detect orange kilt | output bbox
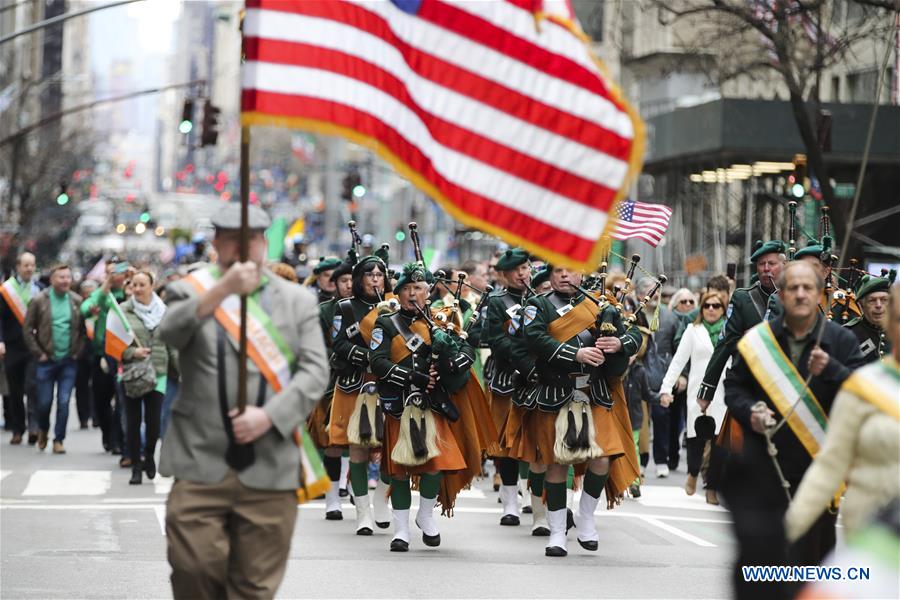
[382,412,466,476]
[327,375,376,447]
[488,390,515,458]
[305,394,331,449]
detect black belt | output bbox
[217,324,266,471]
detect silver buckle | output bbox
[346,322,361,338]
[505,303,522,318]
[406,334,424,352]
[556,304,572,316]
[574,375,589,388]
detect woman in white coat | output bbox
[659,290,728,503]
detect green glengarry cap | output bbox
[394,262,429,292]
[352,244,390,277]
[495,247,529,272]
[211,202,271,230]
[313,256,343,275]
[531,266,550,289]
[793,240,823,261]
[855,275,890,301]
[750,239,786,262]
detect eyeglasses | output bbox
[702,303,723,310]
[679,298,696,305]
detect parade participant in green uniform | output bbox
[845,275,892,364]
[306,251,356,520]
[518,266,642,557]
[371,262,497,552]
[794,241,836,314]
[308,256,343,304]
[159,203,329,599]
[328,245,394,535]
[697,240,786,408]
[483,248,533,527]
[722,261,866,600]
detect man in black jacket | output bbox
[722,261,866,600]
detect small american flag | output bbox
[611,200,672,247]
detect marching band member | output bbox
[845,275,892,364]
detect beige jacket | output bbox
[158,269,329,491]
[785,382,900,541]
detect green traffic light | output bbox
[56,193,69,206]
[395,231,406,242]
[352,184,366,198]
[140,212,151,223]
[791,183,805,198]
[179,120,193,134]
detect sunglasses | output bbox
[679,298,695,305]
[702,302,723,309]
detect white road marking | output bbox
[153,505,166,536]
[0,470,11,482]
[637,515,717,547]
[153,476,173,495]
[21,470,111,496]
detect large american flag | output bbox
[241,0,644,271]
[611,200,672,247]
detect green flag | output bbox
[266,217,288,261]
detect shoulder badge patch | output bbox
[522,305,538,326]
[370,327,384,350]
[331,314,342,339]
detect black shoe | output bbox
[129,468,142,485]
[390,538,409,552]
[27,433,37,446]
[500,514,520,526]
[415,519,441,547]
[375,521,390,529]
[339,487,349,497]
[532,527,550,537]
[144,457,156,480]
[111,447,122,456]
[356,527,373,536]
[119,457,132,468]
[545,546,567,557]
[80,422,89,430]
[566,509,574,533]
[522,505,533,514]
[325,510,343,521]
[629,484,641,498]
[577,539,598,551]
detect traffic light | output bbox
[56,180,69,205]
[200,99,221,147]
[179,99,194,134]
[789,154,807,199]
[341,169,362,202]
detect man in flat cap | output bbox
[158,203,329,599]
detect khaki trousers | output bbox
[166,470,298,600]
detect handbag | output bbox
[122,334,157,398]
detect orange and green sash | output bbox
[0,277,31,326]
[841,358,900,422]
[547,297,598,343]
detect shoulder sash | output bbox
[0,278,29,326]
[841,359,900,422]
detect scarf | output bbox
[702,318,725,347]
[132,293,166,332]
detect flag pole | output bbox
[238,124,250,413]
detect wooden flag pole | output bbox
[238,125,250,413]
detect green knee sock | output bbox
[518,460,530,479]
[528,470,545,497]
[349,461,369,497]
[419,472,442,500]
[566,465,575,490]
[545,481,566,512]
[583,470,609,499]
[380,471,391,486]
[391,477,411,510]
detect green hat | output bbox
[855,275,890,301]
[495,247,529,272]
[793,241,823,261]
[532,266,550,289]
[313,256,343,275]
[352,244,390,277]
[394,262,429,292]
[750,239,786,262]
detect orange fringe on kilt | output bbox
[487,390,514,458]
[511,380,640,509]
[305,394,331,449]
[328,375,376,446]
[383,375,497,516]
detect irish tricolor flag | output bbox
[105,296,134,360]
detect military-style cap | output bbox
[313,256,343,275]
[531,266,550,289]
[495,247,529,272]
[352,244,390,278]
[211,203,271,231]
[855,275,890,301]
[750,239,786,262]
[394,262,429,292]
[793,241,823,261]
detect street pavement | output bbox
[2,420,737,599]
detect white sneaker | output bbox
[656,464,669,478]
